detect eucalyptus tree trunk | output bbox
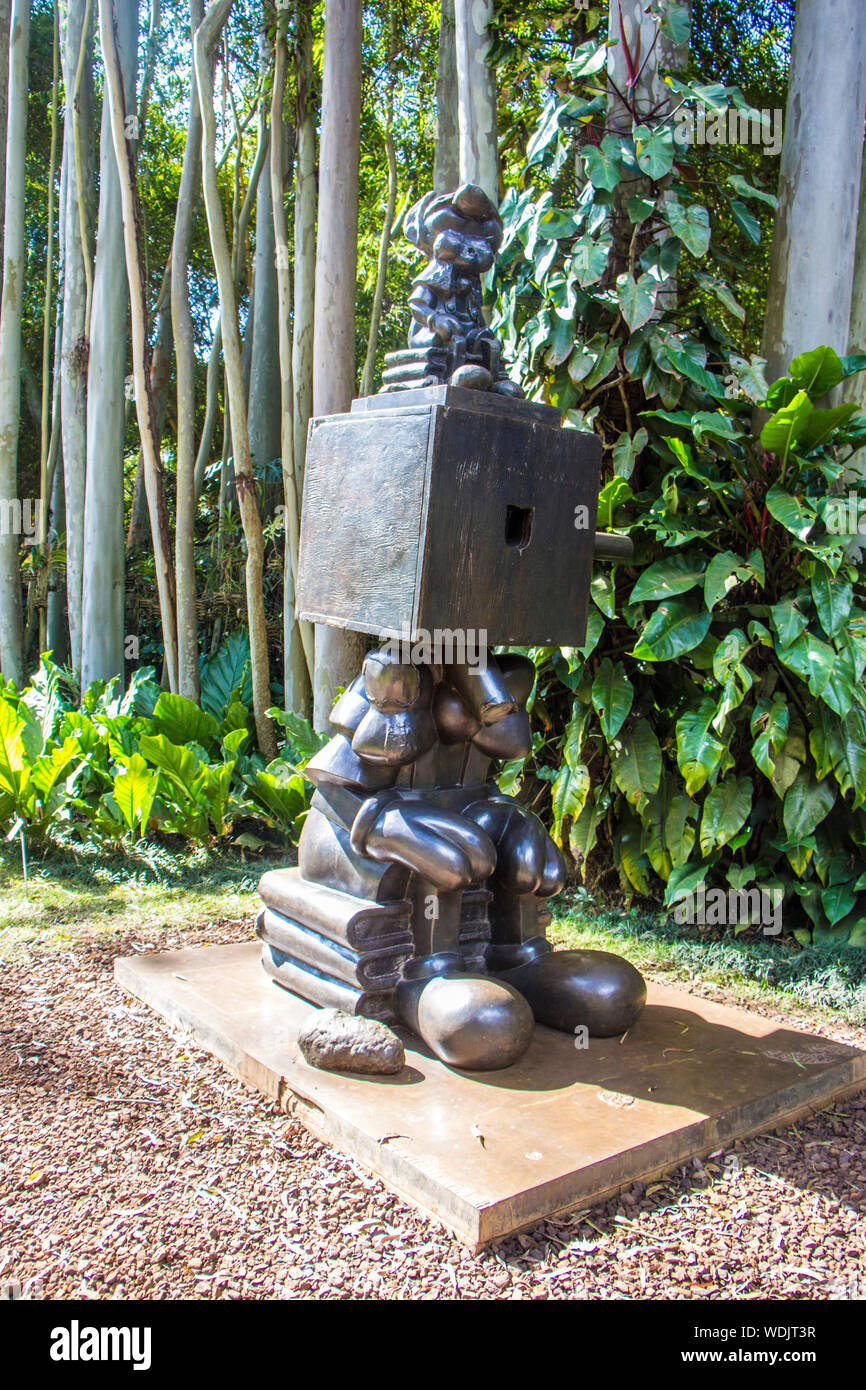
[82,0,138,690]
[844,140,866,418]
[453,0,497,202]
[171,0,203,701]
[761,0,866,383]
[606,0,687,132]
[0,0,11,282]
[196,0,275,757]
[126,262,172,555]
[606,0,690,304]
[58,0,95,675]
[292,0,315,494]
[434,0,458,192]
[0,0,29,684]
[312,0,365,729]
[249,145,280,496]
[271,14,311,715]
[360,6,397,398]
[100,0,179,692]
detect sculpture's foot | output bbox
[394,955,534,1071]
[488,938,646,1037]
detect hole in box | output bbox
[505,504,534,552]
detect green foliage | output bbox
[0,640,318,851]
[497,347,866,948]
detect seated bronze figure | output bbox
[257,182,646,1072]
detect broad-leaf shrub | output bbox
[0,639,323,849]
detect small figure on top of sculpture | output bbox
[380,182,524,398]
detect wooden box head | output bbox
[295,386,601,647]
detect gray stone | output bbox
[297,1007,405,1075]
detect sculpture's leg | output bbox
[466,797,647,1038]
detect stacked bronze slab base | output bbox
[257,868,516,1023]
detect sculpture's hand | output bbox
[353,797,496,893]
[465,797,565,897]
[428,311,462,343]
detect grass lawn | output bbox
[2,842,865,1034]
[0,840,282,961]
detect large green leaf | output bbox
[700,777,753,854]
[665,199,710,257]
[783,768,835,841]
[616,272,658,331]
[760,393,812,457]
[591,659,633,741]
[153,693,220,752]
[551,760,590,844]
[704,551,746,609]
[137,734,201,800]
[633,123,674,179]
[664,791,697,869]
[676,699,725,795]
[764,485,817,541]
[729,199,761,245]
[0,698,29,804]
[788,345,843,397]
[610,721,661,812]
[568,795,605,873]
[632,599,712,662]
[811,568,852,637]
[596,476,633,529]
[614,811,653,896]
[200,629,252,721]
[582,137,623,191]
[798,403,859,453]
[570,235,611,287]
[835,706,866,808]
[113,752,159,835]
[751,694,789,780]
[769,596,809,648]
[630,552,705,605]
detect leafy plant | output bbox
[499,346,866,947]
[0,641,321,852]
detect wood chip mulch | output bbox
[1,917,864,1301]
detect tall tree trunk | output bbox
[434,0,458,192]
[606,0,690,306]
[195,0,275,757]
[82,0,138,690]
[360,7,397,398]
[248,167,279,491]
[172,0,203,700]
[312,0,365,729]
[292,0,315,495]
[271,12,311,715]
[453,0,497,202]
[100,0,179,692]
[0,0,11,284]
[844,136,866,420]
[761,0,866,382]
[59,0,95,675]
[44,109,67,662]
[0,0,29,684]
[606,0,685,132]
[125,261,172,554]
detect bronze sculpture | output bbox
[257,183,646,1071]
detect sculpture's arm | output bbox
[409,283,461,344]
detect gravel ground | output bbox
[1,916,865,1301]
